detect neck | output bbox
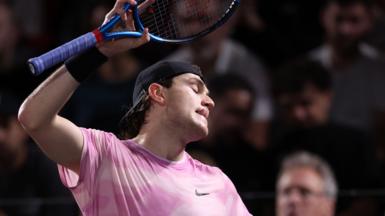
[132,124,187,161]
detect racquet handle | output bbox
[28,32,97,75]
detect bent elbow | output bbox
[18,103,39,131]
[18,104,31,129]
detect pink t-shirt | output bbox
[58,128,251,216]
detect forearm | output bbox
[18,65,79,130]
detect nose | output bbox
[292,106,307,122]
[203,95,215,111]
[338,21,355,36]
[286,190,303,205]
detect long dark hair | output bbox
[119,78,174,139]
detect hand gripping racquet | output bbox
[28,0,240,75]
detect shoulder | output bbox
[307,44,331,67]
[80,128,126,154]
[359,43,381,59]
[81,128,120,142]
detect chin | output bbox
[197,127,209,139]
[189,125,209,142]
[185,115,209,141]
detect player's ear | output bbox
[148,83,166,105]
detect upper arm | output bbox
[27,115,83,174]
[18,66,84,174]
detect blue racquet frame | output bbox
[28,0,240,75]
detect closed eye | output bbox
[187,77,209,95]
[191,86,199,93]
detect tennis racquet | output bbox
[28,0,240,75]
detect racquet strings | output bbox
[139,0,236,39]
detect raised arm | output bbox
[18,66,84,173]
[18,0,150,173]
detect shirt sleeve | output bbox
[57,128,110,189]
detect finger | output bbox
[124,10,135,30]
[104,1,138,26]
[116,6,127,23]
[117,1,137,26]
[127,28,151,48]
[103,11,114,25]
[120,13,129,29]
[123,12,128,27]
[138,0,156,14]
[140,28,151,43]
[120,10,128,28]
[103,2,123,25]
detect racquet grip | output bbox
[28,32,97,75]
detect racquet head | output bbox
[138,0,240,43]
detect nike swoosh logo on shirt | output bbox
[195,189,210,196]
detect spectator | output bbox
[11,0,44,39]
[276,151,337,216]
[0,2,38,99]
[207,74,256,148]
[309,0,385,192]
[0,91,76,216]
[0,2,30,72]
[272,59,381,215]
[309,0,385,132]
[273,60,333,128]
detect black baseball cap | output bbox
[126,60,203,116]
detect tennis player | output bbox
[18,1,251,215]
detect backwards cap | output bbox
[124,60,203,118]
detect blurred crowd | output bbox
[1,0,385,215]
